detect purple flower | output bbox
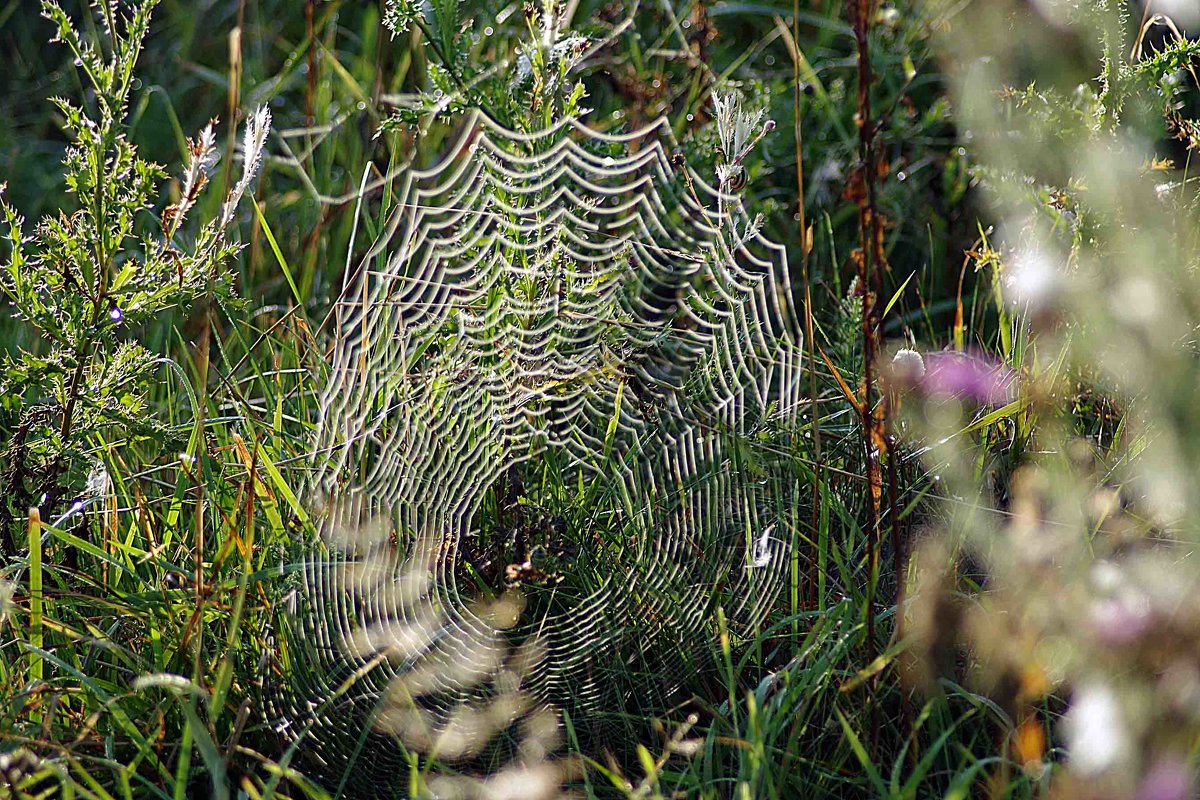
[1138,758,1192,800]
[919,350,1015,406]
[1088,595,1153,646]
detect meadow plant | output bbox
[0,2,280,796]
[905,1,1200,796]
[0,0,268,553]
[315,501,579,800]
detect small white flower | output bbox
[1089,560,1123,594]
[1004,245,1061,311]
[1063,681,1131,776]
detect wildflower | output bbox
[383,0,422,34]
[1088,560,1153,645]
[1004,245,1061,312]
[1088,590,1153,645]
[919,350,1014,406]
[1138,757,1192,800]
[1062,681,1131,776]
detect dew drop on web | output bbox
[276,111,808,791]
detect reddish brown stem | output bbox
[849,0,887,752]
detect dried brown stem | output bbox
[786,0,823,617]
[848,0,887,751]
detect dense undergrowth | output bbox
[1,0,1198,798]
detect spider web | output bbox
[273,112,807,792]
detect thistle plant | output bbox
[0,0,268,555]
[383,0,589,130]
[905,1,1200,795]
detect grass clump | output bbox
[0,0,266,548]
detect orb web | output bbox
[274,113,807,790]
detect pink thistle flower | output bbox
[919,350,1015,406]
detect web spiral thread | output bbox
[274,113,807,791]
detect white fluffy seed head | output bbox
[889,348,926,390]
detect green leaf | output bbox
[835,708,887,797]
